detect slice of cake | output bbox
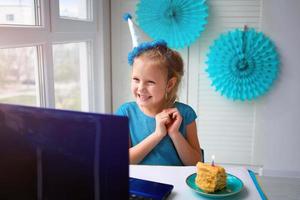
[195,162,227,193]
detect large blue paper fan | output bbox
[136,0,208,49]
[206,28,280,101]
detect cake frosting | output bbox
[195,162,227,193]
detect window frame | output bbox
[0,0,111,113]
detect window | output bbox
[59,0,92,21]
[0,0,108,112]
[6,14,14,22]
[0,46,39,106]
[0,0,37,25]
[53,42,90,111]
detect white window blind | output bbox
[188,0,262,165]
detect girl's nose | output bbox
[138,83,146,92]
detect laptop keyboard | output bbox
[129,194,153,200]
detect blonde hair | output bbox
[135,45,184,107]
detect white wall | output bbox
[110,0,300,177]
[257,0,300,177]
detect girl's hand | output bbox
[154,110,171,139]
[165,108,182,138]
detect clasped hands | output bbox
[155,108,182,139]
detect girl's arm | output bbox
[129,133,164,164]
[165,108,202,165]
[169,121,202,165]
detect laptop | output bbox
[0,103,128,200]
[129,177,174,200]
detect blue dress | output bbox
[115,101,197,166]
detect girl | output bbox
[116,40,202,166]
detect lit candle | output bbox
[211,155,215,166]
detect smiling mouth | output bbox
[138,94,151,101]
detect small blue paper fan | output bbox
[136,0,208,49]
[206,28,280,101]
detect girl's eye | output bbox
[148,81,155,85]
[132,78,139,82]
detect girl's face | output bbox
[131,57,169,113]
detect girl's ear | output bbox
[166,77,177,93]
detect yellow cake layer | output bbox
[195,162,227,193]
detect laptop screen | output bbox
[0,103,129,200]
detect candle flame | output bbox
[211,155,215,166]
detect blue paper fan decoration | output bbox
[136,0,208,49]
[206,28,280,101]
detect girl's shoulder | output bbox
[174,102,197,122]
[174,101,195,112]
[115,101,138,115]
[119,101,137,109]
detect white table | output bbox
[130,165,300,200]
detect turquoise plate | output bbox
[186,173,244,199]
